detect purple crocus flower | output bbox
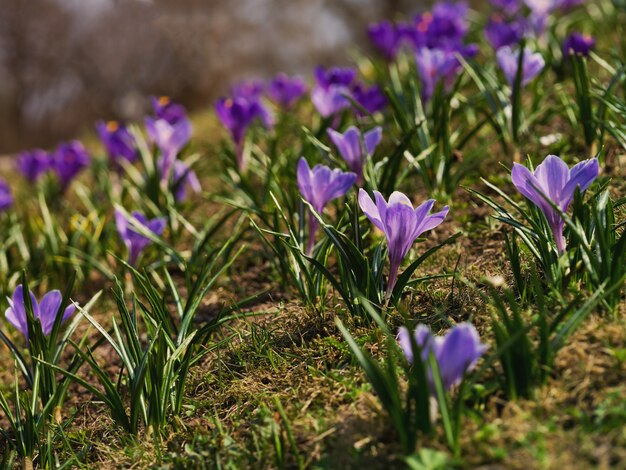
[368,20,403,61]
[297,157,356,255]
[511,155,599,253]
[563,33,595,57]
[406,3,470,51]
[5,285,75,340]
[152,96,188,126]
[115,209,167,266]
[230,80,266,100]
[310,65,357,118]
[490,0,522,15]
[0,180,13,212]
[96,120,138,167]
[485,16,526,50]
[16,149,52,182]
[415,48,463,102]
[358,189,448,295]
[267,73,307,109]
[51,141,91,191]
[352,83,387,115]
[145,116,192,182]
[327,126,382,185]
[171,159,201,202]
[397,322,488,391]
[496,46,545,87]
[215,94,274,171]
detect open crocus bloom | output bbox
[358,190,448,295]
[145,117,192,183]
[5,285,76,340]
[397,322,488,391]
[96,120,138,167]
[327,126,382,185]
[115,209,167,266]
[497,46,545,87]
[51,141,91,191]
[297,157,356,255]
[511,155,598,254]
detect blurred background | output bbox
[0,0,418,153]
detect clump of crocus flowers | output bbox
[115,209,167,266]
[297,158,356,255]
[358,190,448,297]
[5,285,76,340]
[397,322,488,391]
[146,97,193,184]
[215,84,274,172]
[511,154,599,254]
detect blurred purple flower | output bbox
[359,189,448,295]
[310,65,357,118]
[352,83,387,115]
[368,20,403,61]
[0,180,13,212]
[267,73,307,109]
[115,209,167,266]
[215,95,274,171]
[152,96,189,126]
[490,0,522,15]
[397,322,488,391]
[231,80,266,100]
[563,33,595,57]
[145,116,192,182]
[485,16,526,50]
[171,160,201,202]
[297,157,356,254]
[496,46,545,87]
[511,155,598,253]
[17,149,52,183]
[415,47,463,102]
[405,2,470,50]
[327,126,382,185]
[5,285,75,340]
[96,120,138,167]
[51,141,90,191]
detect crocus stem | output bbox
[236,140,246,172]
[306,212,319,256]
[385,262,400,301]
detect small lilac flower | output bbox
[496,46,545,87]
[16,149,52,182]
[406,3,470,51]
[490,0,522,15]
[152,96,188,126]
[0,180,13,212]
[563,33,595,57]
[215,95,274,171]
[145,116,192,182]
[267,73,307,109]
[5,285,75,340]
[230,80,266,100]
[485,16,526,50]
[351,83,387,115]
[358,189,448,295]
[115,209,167,266]
[297,158,356,255]
[368,20,403,61]
[51,141,91,191]
[170,159,201,202]
[310,65,357,118]
[96,120,138,167]
[397,322,488,391]
[327,126,382,185]
[415,48,463,102]
[511,155,599,253]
